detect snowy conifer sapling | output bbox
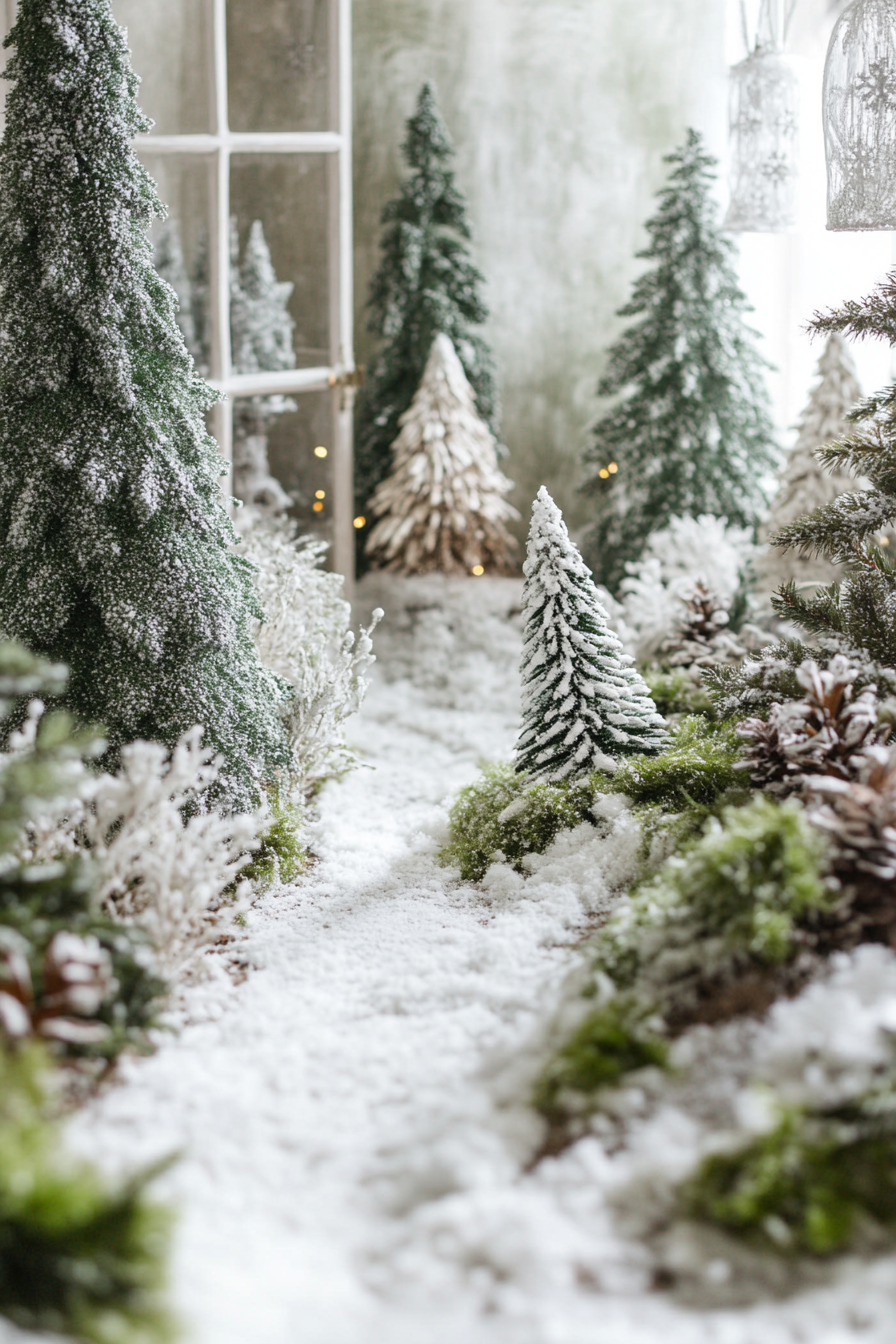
[356,83,498,528]
[230,220,296,512]
[0,0,289,808]
[515,488,667,782]
[365,334,518,574]
[757,333,862,601]
[583,130,777,592]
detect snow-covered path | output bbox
[13,580,896,1344]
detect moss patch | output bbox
[684,1083,896,1255]
[439,762,599,881]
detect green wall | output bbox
[353,0,727,539]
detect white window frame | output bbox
[132,0,358,583]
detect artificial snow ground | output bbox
[7,576,896,1344]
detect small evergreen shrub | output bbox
[683,1082,896,1256]
[0,1044,175,1343]
[440,762,597,881]
[594,797,835,1010]
[534,997,668,1122]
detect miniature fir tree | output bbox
[515,488,666,782]
[583,130,777,593]
[771,274,896,668]
[756,334,862,600]
[365,334,518,575]
[0,0,289,809]
[230,220,296,512]
[356,82,498,528]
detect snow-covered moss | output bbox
[608,716,742,812]
[440,762,599,881]
[643,667,716,721]
[683,1078,896,1255]
[534,997,669,1122]
[596,797,835,1007]
[237,787,306,892]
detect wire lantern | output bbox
[824,0,896,230]
[725,0,800,232]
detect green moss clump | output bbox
[684,1083,896,1255]
[0,1045,176,1342]
[644,669,715,721]
[594,796,834,1008]
[609,716,742,812]
[239,789,306,891]
[439,762,598,881]
[534,997,669,1121]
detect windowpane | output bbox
[227,0,331,133]
[235,393,335,545]
[139,154,214,371]
[113,0,212,135]
[230,154,331,369]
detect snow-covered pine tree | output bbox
[756,334,862,600]
[582,129,777,593]
[364,333,518,575]
[771,274,896,668]
[0,0,289,809]
[356,82,498,533]
[153,218,196,357]
[230,220,296,512]
[515,487,667,782]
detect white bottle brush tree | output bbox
[0,0,290,810]
[230,219,297,512]
[365,333,519,575]
[756,333,863,601]
[515,488,667,782]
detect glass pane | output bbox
[227,0,331,133]
[139,154,214,371]
[234,393,335,548]
[230,154,331,369]
[113,0,212,134]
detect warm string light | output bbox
[472,565,485,576]
[598,462,619,480]
[315,489,326,500]
[312,502,324,513]
[353,516,366,529]
[314,445,328,459]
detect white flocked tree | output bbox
[756,333,863,602]
[364,333,519,574]
[230,220,296,512]
[515,487,667,782]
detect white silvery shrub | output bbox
[619,514,759,661]
[82,729,258,981]
[239,513,382,796]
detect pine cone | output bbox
[737,656,888,795]
[0,930,112,1047]
[661,583,745,670]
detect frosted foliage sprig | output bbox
[82,729,258,980]
[514,488,666,783]
[240,516,382,794]
[365,334,518,575]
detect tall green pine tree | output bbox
[515,488,666,782]
[0,0,289,809]
[356,82,498,529]
[583,129,777,593]
[772,276,896,668]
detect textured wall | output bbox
[353,0,728,537]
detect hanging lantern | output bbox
[725,0,800,232]
[824,0,896,230]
